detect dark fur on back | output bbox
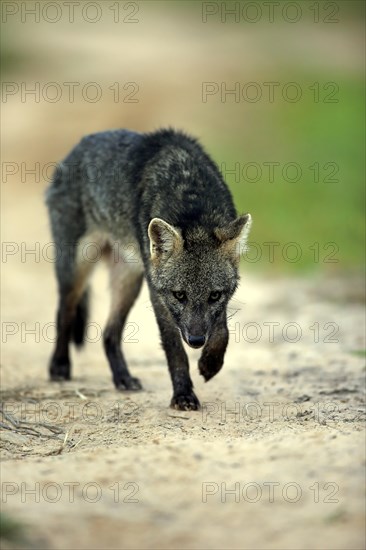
[131,128,237,240]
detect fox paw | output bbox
[49,359,71,381]
[115,376,143,391]
[170,392,200,411]
[198,357,223,382]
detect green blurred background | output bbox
[1,0,365,273]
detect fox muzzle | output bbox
[187,334,206,349]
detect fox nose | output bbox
[187,335,206,348]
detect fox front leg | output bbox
[198,315,229,382]
[150,293,200,411]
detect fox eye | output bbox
[209,291,222,302]
[172,291,186,302]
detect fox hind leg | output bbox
[49,227,107,381]
[49,241,95,381]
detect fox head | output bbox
[148,214,252,348]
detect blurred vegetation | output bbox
[217,73,365,273]
[0,28,29,75]
[0,512,27,546]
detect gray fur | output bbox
[46,128,252,410]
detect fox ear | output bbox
[215,213,252,262]
[148,218,183,261]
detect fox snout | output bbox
[187,334,206,349]
[180,316,210,349]
[181,327,207,349]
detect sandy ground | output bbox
[1,236,365,549]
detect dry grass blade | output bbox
[0,402,65,440]
[75,389,88,400]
